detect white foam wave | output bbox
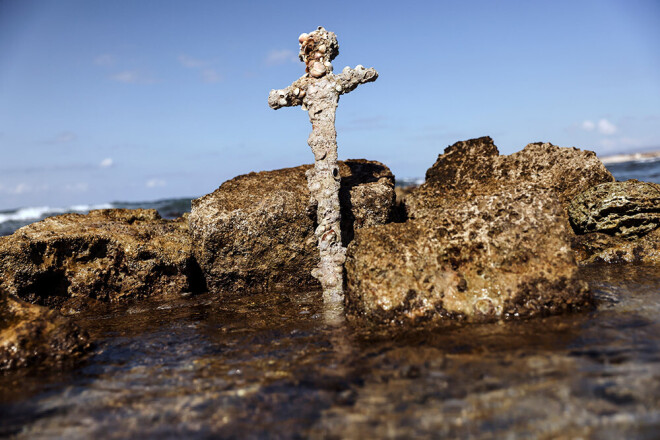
[0,203,113,224]
[396,177,425,187]
[601,152,660,165]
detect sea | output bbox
[1,157,659,237]
[0,198,192,237]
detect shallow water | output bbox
[1,265,659,439]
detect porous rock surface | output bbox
[571,228,660,265]
[189,159,395,293]
[346,187,591,324]
[406,136,614,218]
[568,180,660,239]
[345,137,606,324]
[0,291,90,370]
[0,209,203,310]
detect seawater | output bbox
[0,198,192,237]
[1,265,659,438]
[0,158,659,237]
[604,156,660,182]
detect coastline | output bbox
[2,153,660,238]
[599,150,660,164]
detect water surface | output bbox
[1,265,659,438]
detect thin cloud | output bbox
[178,54,210,69]
[599,136,652,153]
[111,70,156,84]
[96,55,157,84]
[580,118,617,135]
[1,162,108,175]
[94,54,116,66]
[581,120,595,131]
[63,182,89,192]
[146,178,166,188]
[99,158,114,168]
[178,54,223,83]
[265,49,298,66]
[12,183,30,195]
[201,68,222,83]
[43,131,77,144]
[111,71,139,83]
[597,118,617,135]
[56,132,77,143]
[0,182,49,195]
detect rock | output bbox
[571,228,660,265]
[568,180,660,239]
[344,137,604,324]
[345,188,592,324]
[0,292,90,370]
[407,137,614,218]
[0,209,203,310]
[568,180,660,265]
[570,232,628,264]
[189,159,395,293]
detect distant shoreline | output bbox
[599,151,660,164]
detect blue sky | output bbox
[1,0,659,209]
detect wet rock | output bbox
[571,228,660,265]
[571,233,628,264]
[345,188,591,324]
[189,159,395,293]
[0,292,90,370]
[406,137,614,218]
[568,180,660,239]
[345,137,604,324]
[0,209,203,310]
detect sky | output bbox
[0,0,659,210]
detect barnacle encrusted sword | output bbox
[268,27,378,304]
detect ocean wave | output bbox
[396,177,424,187]
[629,156,660,165]
[0,198,193,237]
[0,203,114,224]
[600,152,660,165]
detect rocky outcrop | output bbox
[567,180,660,265]
[346,188,591,324]
[571,228,660,265]
[0,292,90,370]
[406,137,614,218]
[345,137,605,324]
[189,159,395,293]
[568,180,660,239]
[0,209,203,310]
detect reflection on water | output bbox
[1,265,659,438]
